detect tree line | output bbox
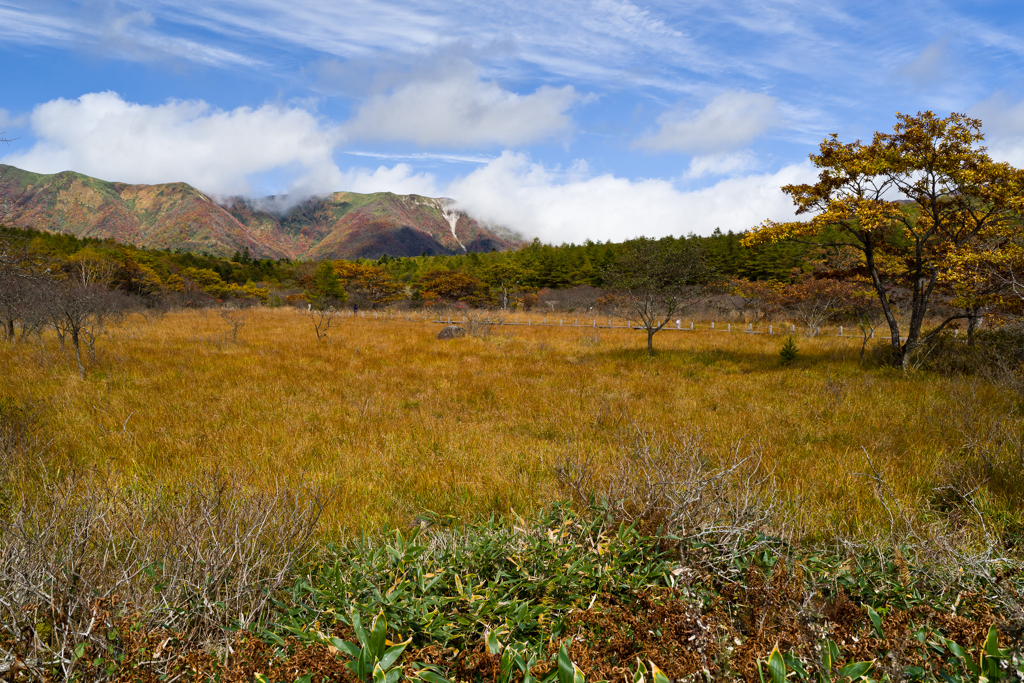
[2,111,1023,368]
[0,222,823,313]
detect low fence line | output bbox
[335,309,942,341]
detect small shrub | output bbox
[779,335,798,364]
[918,329,1024,380]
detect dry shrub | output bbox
[0,463,323,681]
[555,426,786,569]
[463,310,504,339]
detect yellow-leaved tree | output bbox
[744,111,1024,368]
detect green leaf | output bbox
[837,661,873,680]
[573,663,587,683]
[353,611,371,650]
[767,647,787,683]
[823,643,839,667]
[983,624,1002,658]
[370,611,388,659]
[373,662,388,683]
[356,647,373,679]
[331,638,360,658]
[379,641,411,670]
[944,638,967,659]
[487,629,502,656]
[632,659,646,683]
[416,671,453,683]
[73,642,86,660]
[558,645,575,683]
[866,606,883,639]
[296,675,314,683]
[385,668,403,683]
[499,647,516,680]
[649,662,670,683]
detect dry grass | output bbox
[1,306,1018,538]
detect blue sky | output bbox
[2,0,1024,243]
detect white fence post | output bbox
[769,325,773,335]
[676,320,681,329]
[711,322,715,330]
[690,321,694,330]
[839,325,843,336]
[791,324,796,333]
[727,323,731,332]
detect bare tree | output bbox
[219,306,247,342]
[601,237,711,356]
[47,279,127,378]
[0,231,51,342]
[308,304,338,341]
[782,276,860,337]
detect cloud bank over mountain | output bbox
[3,92,344,197]
[4,91,814,241]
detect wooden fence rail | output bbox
[336,309,948,341]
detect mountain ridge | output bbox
[0,164,522,260]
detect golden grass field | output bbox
[2,306,1018,538]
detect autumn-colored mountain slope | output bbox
[0,164,521,259]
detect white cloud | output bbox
[634,91,780,154]
[446,151,814,243]
[685,151,759,179]
[2,92,343,197]
[972,93,1024,168]
[343,63,578,147]
[338,164,439,196]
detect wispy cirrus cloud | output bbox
[0,2,260,68]
[342,151,495,165]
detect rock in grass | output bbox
[437,325,466,340]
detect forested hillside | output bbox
[0,224,816,307]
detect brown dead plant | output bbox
[0,462,323,681]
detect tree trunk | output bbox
[967,308,983,347]
[71,328,85,379]
[3,318,13,342]
[647,328,655,357]
[862,238,905,368]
